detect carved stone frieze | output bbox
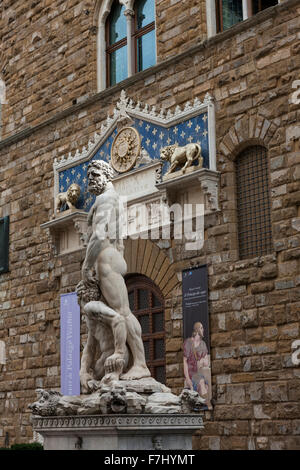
[32,414,204,430]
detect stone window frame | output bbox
[0,77,6,140]
[218,113,279,262]
[96,0,157,92]
[206,0,282,37]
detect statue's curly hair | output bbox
[88,160,114,181]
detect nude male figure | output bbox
[78,160,150,391]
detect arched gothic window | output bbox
[126,275,165,384]
[100,0,156,90]
[106,1,128,87]
[235,145,273,259]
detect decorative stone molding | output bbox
[31,413,204,450]
[219,113,279,160]
[156,168,220,213]
[32,414,204,431]
[200,175,220,212]
[41,211,88,255]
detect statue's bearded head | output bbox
[87,160,114,195]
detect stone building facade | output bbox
[0,0,300,450]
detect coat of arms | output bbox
[110,127,141,173]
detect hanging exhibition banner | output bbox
[182,265,212,409]
[60,292,80,396]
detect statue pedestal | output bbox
[32,414,204,450]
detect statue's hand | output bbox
[82,264,93,285]
[76,280,85,297]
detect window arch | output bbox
[98,0,156,90]
[235,145,273,259]
[126,274,165,384]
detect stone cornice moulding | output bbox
[32,414,204,431]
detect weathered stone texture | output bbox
[0,0,299,450]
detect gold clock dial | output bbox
[111,127,141,173]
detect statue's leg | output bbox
[182,155,192,172]
[84,300,127,382]
[121,313,151,380]
[97,248,150,380]
[166,161,178,175]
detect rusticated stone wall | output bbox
[0,0,299,450]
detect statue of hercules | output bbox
[76,160,150,392]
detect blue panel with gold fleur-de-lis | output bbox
[58,111,209,213]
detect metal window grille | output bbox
[236,146,273,259]
[126,275,166,383]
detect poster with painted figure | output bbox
[182,266,212,410]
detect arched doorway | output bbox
[126,274,166,384]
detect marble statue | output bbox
[55,183,81,214]
[76,160,150,392]
[29,160,207,419]
[160,143,203,175]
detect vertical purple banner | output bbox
[60,292,80,396]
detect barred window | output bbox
[126,275,165,384]
[235,146,273,259]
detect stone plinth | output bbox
[32,414,204,450]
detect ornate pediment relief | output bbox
[53,90,216,214]
[46,91,219,254]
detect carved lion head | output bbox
[160,145,176,162]
[67,183,81,205]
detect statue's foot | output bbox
[120,365,151,381]
[104,353,125,374]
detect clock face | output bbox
[110,127,141,173]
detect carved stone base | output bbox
[162,163,203,181]
[32,414,204,450]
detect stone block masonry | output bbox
[0,0,300,450]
